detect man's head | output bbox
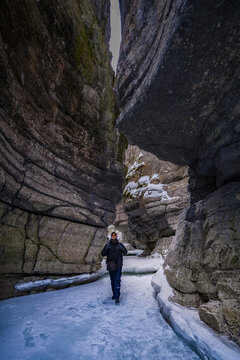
[111,232,117,241]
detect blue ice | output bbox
[0,275,200,360]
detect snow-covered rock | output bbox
[123,174,175,200]
[125,160,145,179]
[116,145,190,255]
[151,260,240,360]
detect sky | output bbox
[110,0,121,72]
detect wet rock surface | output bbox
[0,0,126,299]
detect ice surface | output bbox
[122,255,161,273]
[151,260,240,360]
[101,255,160,274]
[15,255,158,293]
[0,275,200,360]
[2,256,239,360]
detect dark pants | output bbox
[109,267,122,298]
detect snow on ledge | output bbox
[123,175,177,200]
[15,255,160,293]
[123,266,158,274]
[15,269,107,292]
[125,160,145,179]
[151,259,240,360]
[126,249,144,256]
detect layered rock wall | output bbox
[114,145,189,255]
[117,0,240,345]
[0,0,125,299]
[165,182,240,344]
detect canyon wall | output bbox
[0,0,126,299]
[117,0,240,345]
[114,145,189,256]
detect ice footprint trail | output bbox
[0,275,200,360]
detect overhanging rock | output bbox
[117,0,240,197]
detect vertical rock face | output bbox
[117,0,240,199]
[117,0,240,345]
[90,0,111,45]
[165,182,240,345]
[114,145,190,255]
[0,0,126,299]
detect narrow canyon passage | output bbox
[0,0,239,356]
[0,273,200,360]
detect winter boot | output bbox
[115,297,120,304]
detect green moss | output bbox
[74,0,122,159]
[116,133,128,163]
[75,19,94,84]
[74,0,110,87]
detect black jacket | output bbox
[101,240,128,269]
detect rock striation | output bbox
[0,0,126,299]
[165,182,240,345]
[117,0,240,345]
[114,145,190,255]
[117,0,240,201]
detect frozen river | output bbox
[0,274,200,360]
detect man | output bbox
[101,232,127,303]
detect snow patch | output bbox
[143,183,171,199]
[151,252,162,259]
[125,161,145,179]
[15,270,107,292]
[150,173,159,181]
[138,175,150,186]
[151,259,240,360]
[126,249,144,256]
[123,181,143,198]
[123,176,174,200]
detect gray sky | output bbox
[110,0,121,72]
